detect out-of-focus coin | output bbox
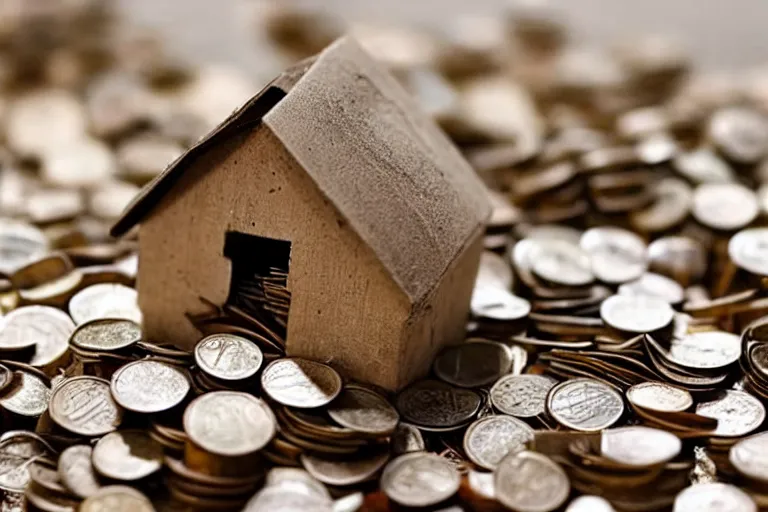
[301,450,389,486]
[0,371,50,417]
[463,415,534,470]
[0,305,74,353]
[110,360,189,413]
[626,382,693,413]
[729,431,768,483]
[0,432,54,492]
[601,426,681,467]
[0,364,13,395]
[600,294,674,333]
[618,272,685,305]
[48,376,123,436]
[630,177,692,233]
[58,445,101,498]
[380,452,460,508]
[490,374,557,418]
[42,137,117,188]
[529,239,594,287]
[667,331,741,370]
[692,182,759,231]
[27,189,85,224]
[68,283,141,325]
[261,358,342,409]
[80,485,155,512]
[0,220,49,276]
[433,341,513,388]
[92,430,163,481]
[547,378,624,432]
[391,423,426,455]
[184,391,276,456]
[673,148,734,184]
[326,385,399,435]
[194,333,263,381]
[69,318,141,352]
[672,482,756,512]
[708,106,768,164]
[729,227,768,277]
[88,181,141,220]
[116,135,184,183]
[566,496,615,512]
[580,227,648,284]
[476,250,514,290]
[29,459,68,496]
[648,236,707,285]
[396,380,481,429]
[495,451,569,512]
[471,287,531,321]
[696,390,765,438]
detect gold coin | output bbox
[80,485,155,512]
[69,318,141,352]
[194,333,263,381]
[92,430,163,481]
[183,391,276,456]
[261,358,342,409]
[49,376,123,436]
[58,445,101,498]
[68,283,141,325]
[0,371,50,417]
[110,360,189,413]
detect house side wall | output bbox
[138,125,411,389]
[397,230,485,389]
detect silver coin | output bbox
[626,381,693,413]
[692,183,759,231]
[391,423,426,456]
[528,239,594,287]
[471,287,531,321]
[601,426,681,467]
[566,496,615,512]
[68,283,142,325]
[58,445,102,498]
[463,415,534,470]
[194,333,263,381]
[0,219,49,275]
[433,340,513,388]
[490,374,557,418]
[69,318,141,352]
[600,294,674,333]
[547,378,624,432]
[495,451,570,512]
[326,385,399,435]
[0,371,51,418]
[92,430,163,481]
[666,331,741,370]
[261,358,342,409]
[729,431,768,483]
[696,390,765,438]
[49,376,123,436]
[673,483,756,512]
[396,380,481,428]
[380,452,460,508]
[110,360,189,413]
[729,227,768,277]
[0,432,54,492]
[581,227,648,284]
[301,451,389,486]
[618,272,685,305]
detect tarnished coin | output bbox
[92,430,163,481]
[601,426,681,467]
[184,391,276,456]
[696,390,766,438]
[566,496,615,512]
[490,374,557,418]
[49,376,123,436]
[729,431,768,483]
[194,333,263,381]
[261,358,342,409]
[547,378,624,432]
[0,432,54,492]
[70,318,141,352]
[729,227,768,277]
[600,294,674,333]
[380,452,460,508]
[529,239,594,287]
[0,305,74,354]
[326,385,399,435]
[618,272,685,305]
[301,450,389,486]
[396,380,481,429]
[58,445,102,498]
[580,227,648,284]
[433,340,513,388]
[626,382,693,413]
[0,371,50,417]
[692,182,758,231]
[673,483,756,512]
[471,287,531,321]
[463,415,534,470]
[391,423,426,455]
[0,220,49,275]
[68,283,142,325]
[80,485,155,512]
[667,331,741,370]
[111,360,189,413]
[495,451,569,512]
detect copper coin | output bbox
[110,360,189,413]
[547,378,624,432]
[433,340,513,388]
[600,294,674,333]
[626,382,693,413]
[0,371,51,418]
[580,227,648,284]
[396,380,481,429]
[380,452,460,508]
[194,333,263,381]
[183,391,276,456]
[600,426,681,467]
[692,182,758,231]
[463,415,534,470]
[326,385,399,435]
[0,305,74,353]
[495,451,570,512]
[673,483,756,512]
[80,485,155,512]
[92,430,163,481]
[69,318,141,352]
[696,390,765,438]
[68,283,142,325]
[490,374,557,418]
[49,376,123,436]
[261,358,342,409]
[58,445,102,498]
[729,227,768,276]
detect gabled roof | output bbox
[112,37,490,304]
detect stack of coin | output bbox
[190,333,265,394]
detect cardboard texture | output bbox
[111,37,491,390]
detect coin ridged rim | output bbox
[110,359,190,413]
[48,375,123,436]
[490,374,557,418]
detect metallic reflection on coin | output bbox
[391,423,426,455]
[600,294,674,333]
[529,239,594,287]
[261,358,342,409]
[696,390,766,438]
[692,182,759,231]
[0,432,53,492]
[0,371,50,417]
[463,415,534,470]
[111,360,189,413]
[194,333,263,381]
[380,452,460,508]
[58,445,102,498]
[601,426,681,467]
[471,287,531,321]
[69,318,141,352]
[80,485,155,512]
[618,272,685,305]
[566,496,615,512]
[673,482,756,512]
[729,227,768,277]
[184,391,276,456]
[729,431,768,484]
[0,220,49,275]
[68,283,142,325]
[396,380,481,429]
[495,451,570,512]
[92,430,163,481]
[0,305,74,353]
[490,374,557,418]
[301,450,389,486]
[626,382,693,413]
[667,331,741,370]
[547,378,624,432]
[433,340,513,388]
[49,376,123,436]
[327,385,399,435]
[581,227,648,284]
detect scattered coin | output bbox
[729,431,768,484]
[495,450,570,512]
[463,415,534,470]
[0,371,51,417]
[58,445,102,498]
[194,333,264,381]
[601,426,681,467]
[301,450,389,486]
[48,376,123,436]
[696,390,766,438]
[673,482,756,512]
[92,430,163,481]
[490,374,557,418]
[110,359,189,413]
[729,227,768,277]
[471,287,532,321]
[529,239,594,287]
[618,272,685,305]
[666,331,741,370]
[547,378,624,431]
[69,318,141,352]
[396,379,481,429]
[581,227,648,284]
[0,432,54,492]
[600,294,674,333]
[0,305,74,353]
[692,182,759,231]
[0,220,49,275]
[380,452,460,508]
[433,340,513,388]
[626,382,693,413]
[68,283,142,325]
[80,485,155,512]
[261,358,342,409]
[326,385,399,435]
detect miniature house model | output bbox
[111,37,490,391]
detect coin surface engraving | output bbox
[111,360,190,413]
[327,385,399,435]
[194,333,264,381]
[380,452,460,507]
[495,451,570,512]
[626,382,693,413]
[547,378,624,431]
[261,358,342,409]
[0,371,50,417]
[491,374,557,418]
[70,318,141,352]
[463,415,534,470]
[696,390,766,438]
[396,380,481,428]
[49,376,123,436]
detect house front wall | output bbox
[139,125,411,389]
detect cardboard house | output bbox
[111,37,490,391]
